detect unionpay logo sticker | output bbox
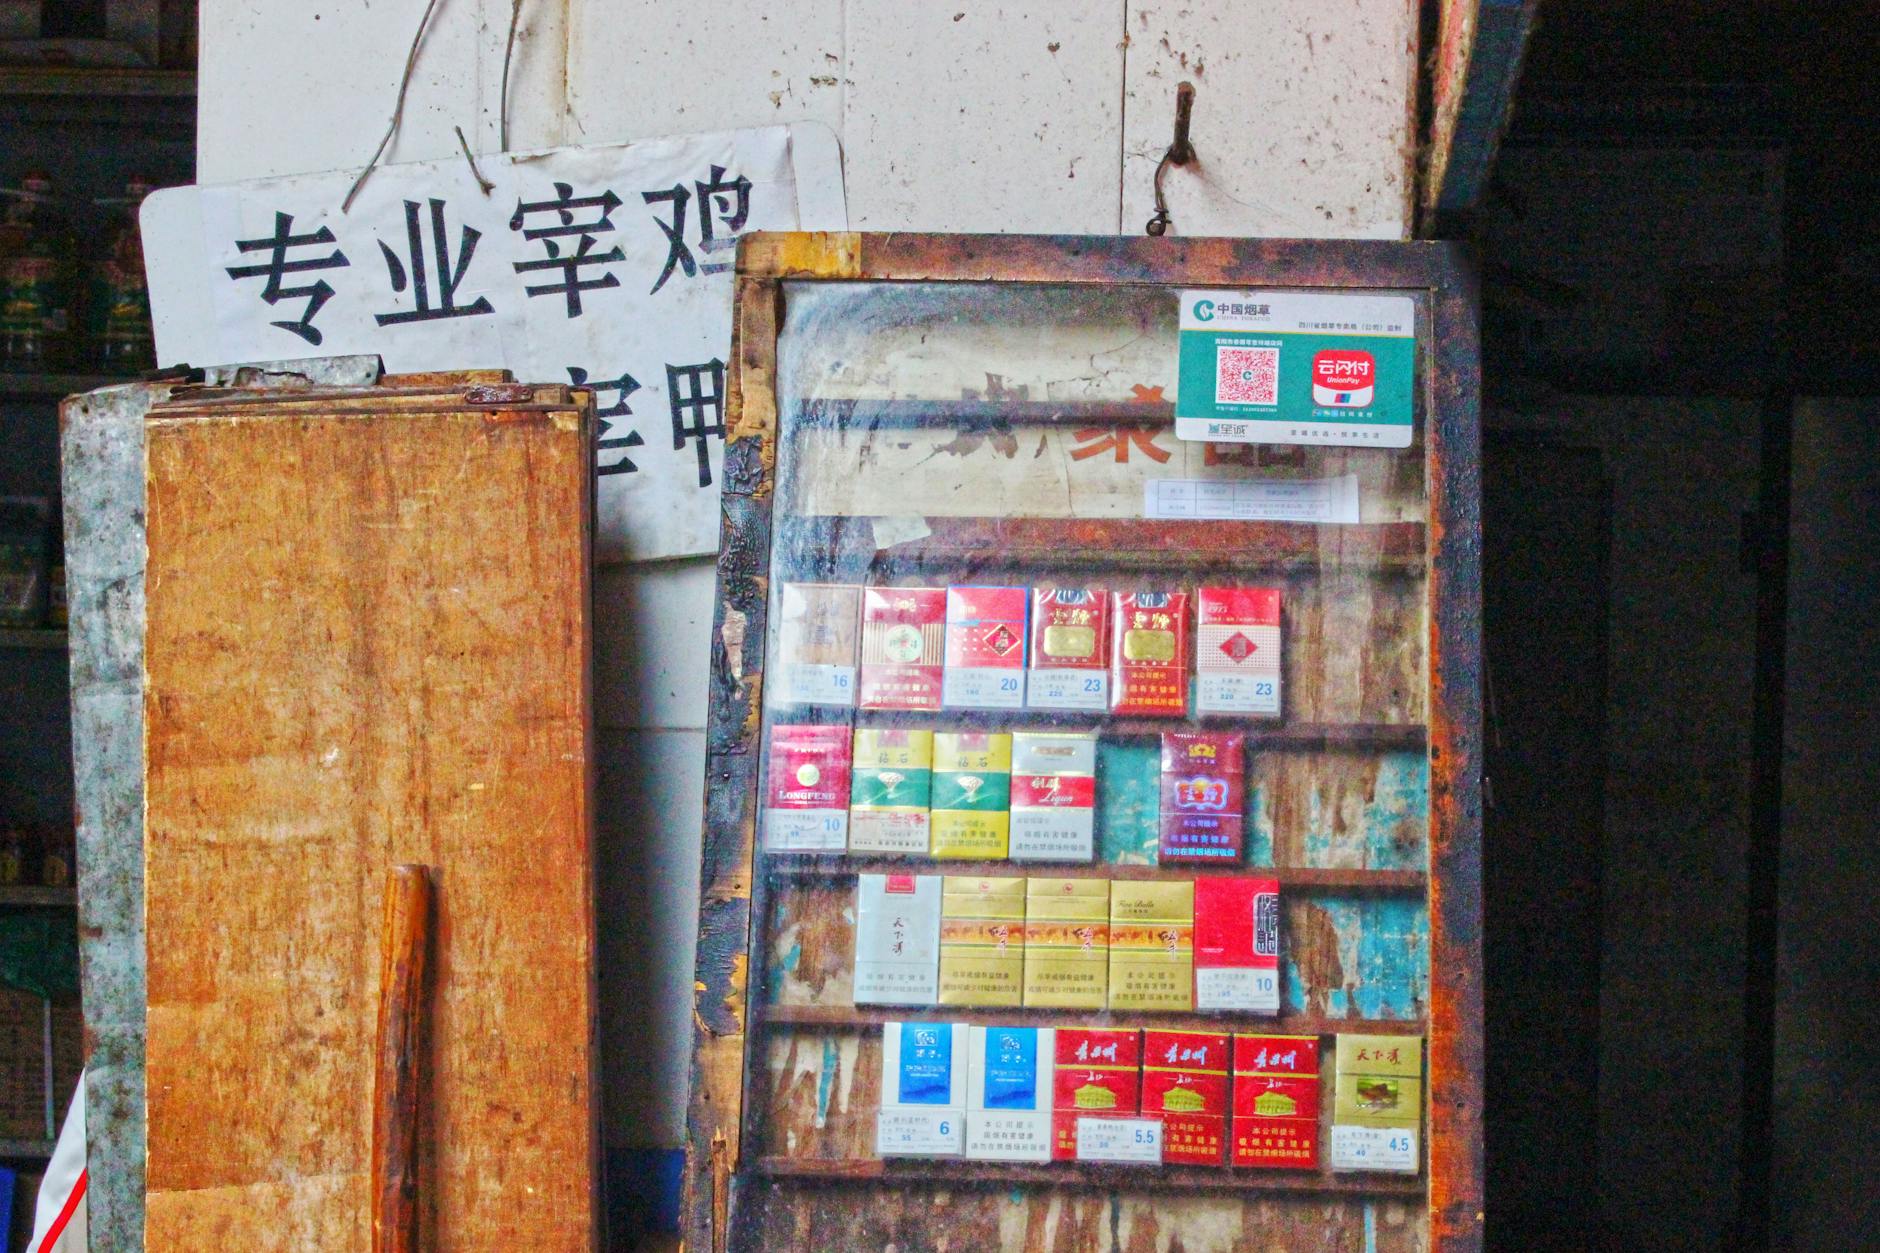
[1175,289,1416,448]
[1311,349,1375,407]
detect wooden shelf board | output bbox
[780,517,1426,573]
[0,1138,55,1159]
[0,67,196,98]
[768,713,1426,750]
[763,1004,1426,1035]
[767,858,1425,892]
[0,627,67,651]
[0,884,75,907]
[753,1154,1424,1197]
[0,371,134,399]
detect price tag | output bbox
[1194,967,1279,1014]
[942,667,1026,710]
[764,809,848,852]
[1075,1116,1164,1164]
[1025,668,1108,711]
[1196,673,1280,716]
[1329,1125,1419,1173]
[776,663,856,707]
[877,1109,964,1157]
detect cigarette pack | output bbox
[772,582,860,707]
[1195,586,1282,716]
[965,1025,1054,1162]
[1232,1033,1320,1169]
[942,585,1029,710]
[763,724,852,852]
[1108,880,1194,1011]
[1142,1028,1230,1166]
[1330,1034,1423,1174]
[1022,878,1109,1009]
[1110,591,1190,717]
[938,876,1027,1007]
[859,587,947,711]
[1052,1027,1141,1161]
[1158,732,1246,864]
[853,873,941,1006]
[1009,731,1098,862]
[1027,587,1110,711]
[930,731,1012,859]
[1193,876,1281,1013]
[877,1020,968,1157]
[849,728,933,855]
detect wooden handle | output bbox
[371,864,434,1253]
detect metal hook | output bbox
[1146,81,1196,236]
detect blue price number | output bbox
[999,676,1020,693]
[1082,677,1103,693]
[1387,1135,1411,1153]
[937,1120,951,1136]
[832,671,851,690]
[1253,681,1275,696]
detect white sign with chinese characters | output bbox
[141,123,847,563]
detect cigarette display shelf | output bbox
[0,628,67,651]
[766,711,1423,751]
[0,1138,55,1160]
[0,372,136,399]
[762,1003,1425,1037]
[766,857,1425,893]
[0,885,75,907]
[754,1154,1425,1198]
[776,516,1426,576]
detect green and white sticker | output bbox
[1174,290,1417,448]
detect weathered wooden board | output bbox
[141,382,598,1250]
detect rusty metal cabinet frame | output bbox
[682,233,1482,1251]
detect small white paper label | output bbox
[965,1110,1051,1162]
[1329,1125,1419,1173]
[942,667,1026,709]
[1008,810,1096,862]
[877,1108,965,1157]
[1144,474,1361,524]
[1025,668,1108,711]
[764,808,848,852]
[1196,673,1280,716]
[775,663,857,707]
[847,813,932,856]
[1194,966,1279,1013]
[1076,1116,1164,1164]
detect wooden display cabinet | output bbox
[682,233,1482,1251]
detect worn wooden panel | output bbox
[1249,750,1430,870]
[142,385,598,1250]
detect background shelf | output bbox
[768,858,1426,892]
[754,1155,1425,1197]
[765,714,1426,750]
[763,1004,1427,1035]
[0,372,135,399]
[0,885,75,907]
[0,1138,56,1159]
[0,628,68,651]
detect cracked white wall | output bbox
[196,0,1420,1152]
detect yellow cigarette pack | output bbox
[938,875,1027,1006]
[929,731,1012,859]
[1023,878,1111,1008]
[1107,880,1194,1011]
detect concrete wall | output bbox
[194,0,1420,1175]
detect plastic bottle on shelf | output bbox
[0,171,79,371]
[89,175,156,372]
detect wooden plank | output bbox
[767,714,1425,747]
[766,858,1427,892]
[763,1005,1426,1034]
[756,1155,1425,1197]
[142,385,598,1251]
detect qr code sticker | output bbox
[1216,345,1280,406]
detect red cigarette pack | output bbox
[1028,587,1110,711]
[763,724,853,852]
[1142,1028,1230,1166]
[1051,1027,1141,1161]
[1193,876,1281,1013]
[1110,591,1189,717]
[1232,1034,1320,1169]
[859,587,947,710]
[1195,586,1282,716]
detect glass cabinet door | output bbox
[686,237,1481,1253]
